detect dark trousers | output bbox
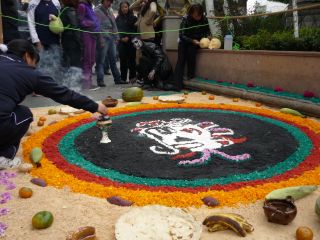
[0,106,33,159]
[118,42,136,82]
[62,36,82,68]
[173,41,198,90]
[136,56,152,85]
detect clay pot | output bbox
[263,196,297,225]
[102,96,118,107]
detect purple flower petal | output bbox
[0,208,9,216]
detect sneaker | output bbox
[136,79,144,86]
[98,82,106,87]
[89,85,100,91]
[0,157,21,169]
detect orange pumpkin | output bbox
[39,116,46,121]
[209,95,215,100]
[19,187,33,198]
[296,227,313,240]
[37,121,45,127]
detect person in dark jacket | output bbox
[1,0,20,43]
[27,0,61,50]
[60,0,83,68]
[132,37,174,90]
[0,39,108,168]
[116,1,137,83]
[173,4,210,91]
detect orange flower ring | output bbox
[23,104,320,207]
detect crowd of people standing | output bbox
[2,0,211,91]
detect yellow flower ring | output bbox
[23,104,320,207]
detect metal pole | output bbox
[0,0,3,43]
[292,0,299,38]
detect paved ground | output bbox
[22,74,179,108]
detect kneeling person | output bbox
[0,39,108,169]
[132,38,174,90]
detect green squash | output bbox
[30,147,43,167]
[32,211,54,229]
[49,15,64,34]
[122,87,144,102]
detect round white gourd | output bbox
[209,38,221,49]
[199,38,210,49]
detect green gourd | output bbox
[122,87,144,102]
[30,147,43,167]
[266,186,317,200]
[49,15,64,34]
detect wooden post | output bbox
[0,0,3,43]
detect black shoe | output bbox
[104,71,111,75]
[115,81,127,85]
[98,82,106,87]
[142,84,152,90]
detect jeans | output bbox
[96,37,121,84]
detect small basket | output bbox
[102,96,118,107]
[263,196,297,225]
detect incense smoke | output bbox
[37,46,83,91]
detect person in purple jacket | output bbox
[77,0,100,90]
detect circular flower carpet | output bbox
[23,103,320,207]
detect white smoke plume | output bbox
[37,45,83,92]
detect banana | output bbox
[280,108,305,117]
[266,185,317,201]
[203,213,253,237]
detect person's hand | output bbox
[192,39,200,46]
[35,42,43,51]
[122,37,129,42]
[148,69,155,81]
[49,14,56,21]
[97,103,108,115]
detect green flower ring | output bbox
[42,107,320,193]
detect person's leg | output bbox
[173,41,188,90]
[82,33,94,89]
[138,56,153,88]
[107,38,122,84]
[186,44,198,79]
[118,42,128,82]
[128,45,137,81]
[0,105,33,163]
[96,37,108,86]
[104,55,110,75]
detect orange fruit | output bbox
[19,187,33,198]
[296,227,313,240]
[37,121,44,127]
[209,95,215,100]
[32,211,54,229]
[39,116,46,121]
